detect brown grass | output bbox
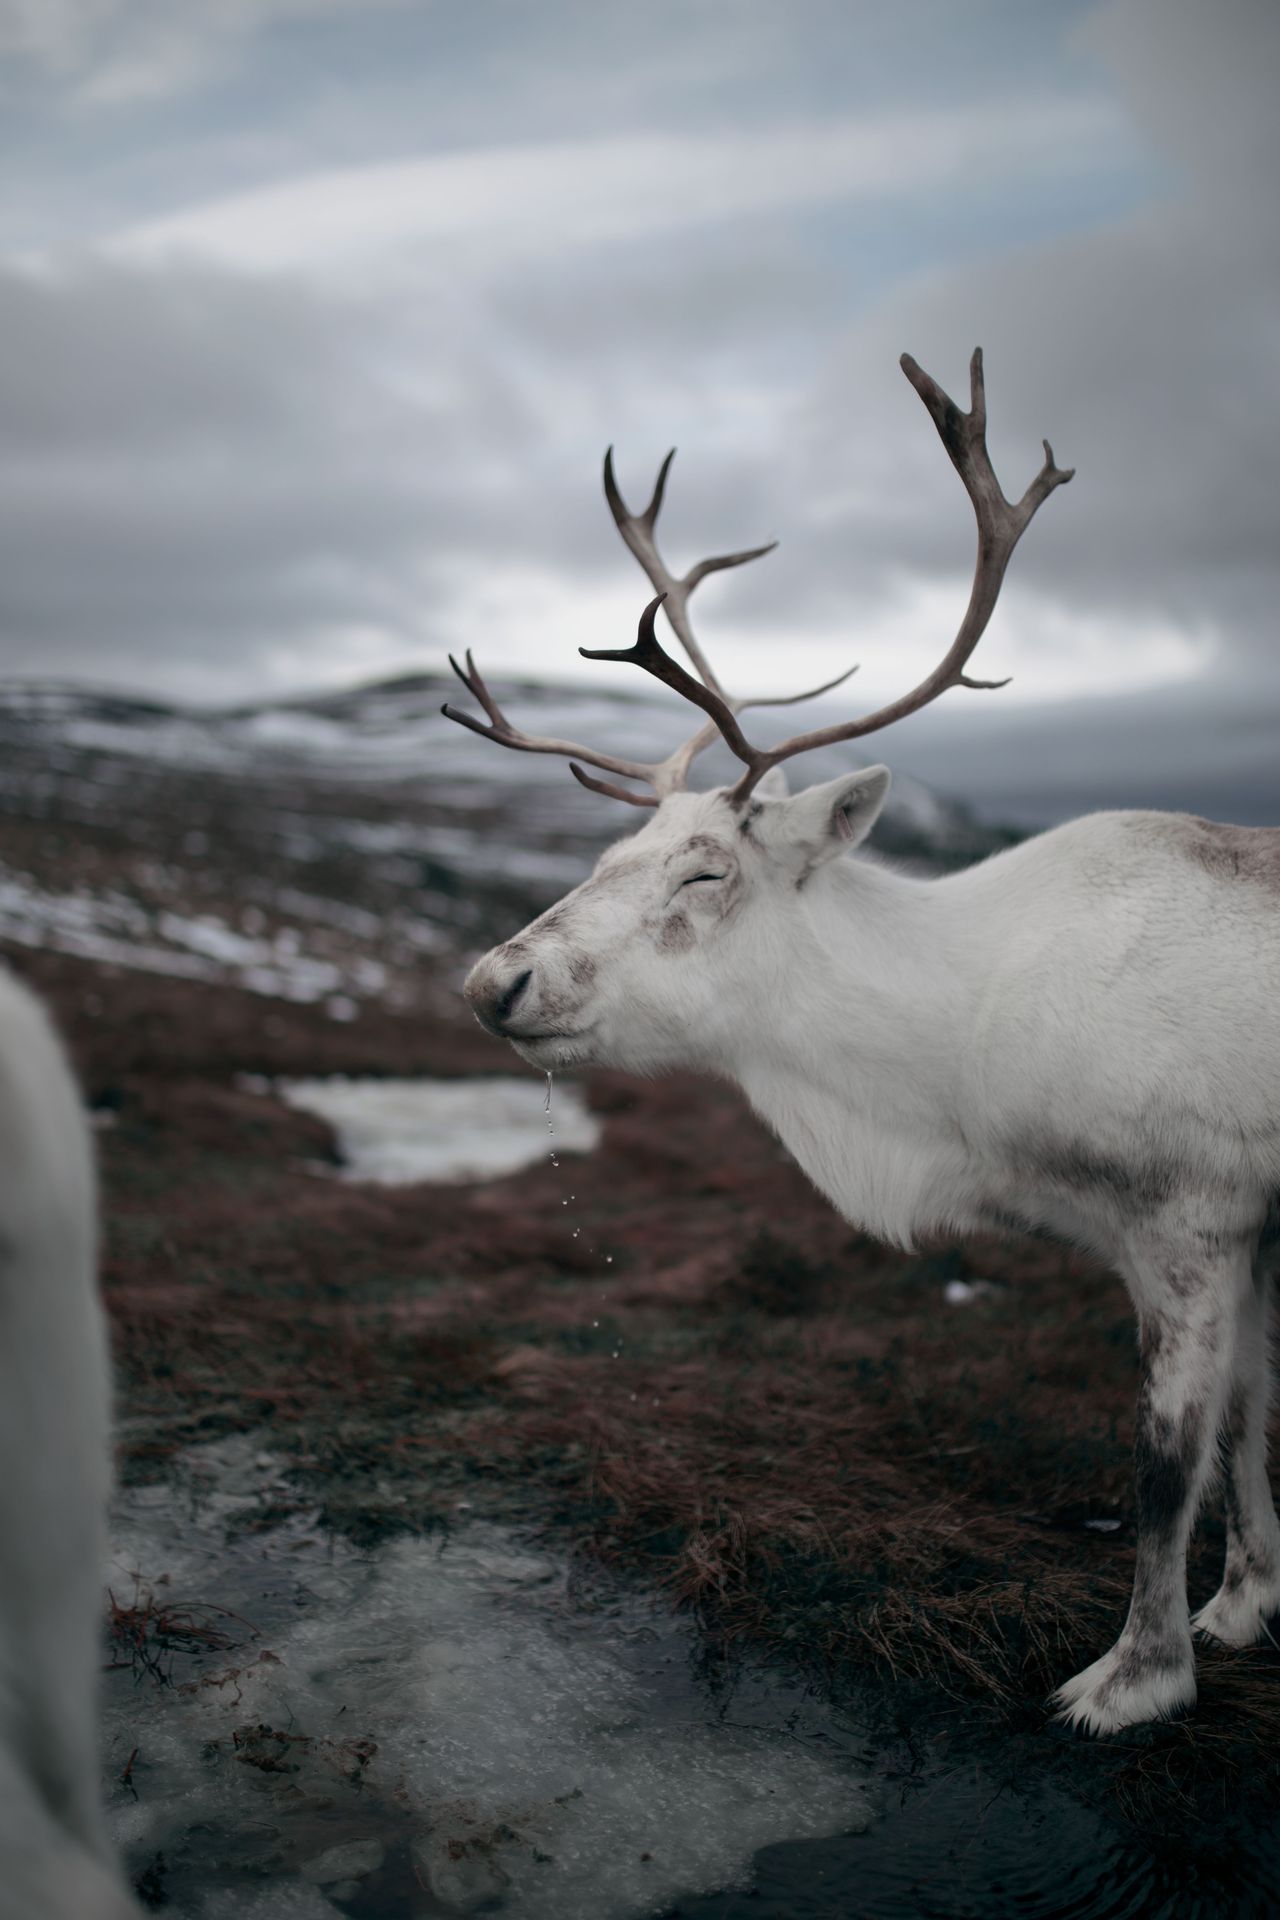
[106,1574,252,1685]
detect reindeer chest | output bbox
[741,1067,975,1251]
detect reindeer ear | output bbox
[752,765,790,799]
[776,767,891,866]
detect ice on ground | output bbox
[276,1073,600,1183]
[196,1893,344,1920]
[104,1439,870,1920]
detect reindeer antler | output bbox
[442,646,671,808]
[442,442,856,805]
[580,349,1073,803]
[602,446,776,702]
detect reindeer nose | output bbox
[465,961,533,1037]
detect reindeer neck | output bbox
[723,854,982,1247]
[730,854,976,1073]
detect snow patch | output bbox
[275,1073,600,1183]
[0,865,387,1006]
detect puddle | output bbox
[670,1753,1280,1920]
[271,1074,600,1183]
[103,1440,870,1917]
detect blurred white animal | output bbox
[0,966,138,1916]
[451,350,1280,1737]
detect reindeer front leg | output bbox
[1193,1266,1280,1647]
[1053,1248,1248,1735]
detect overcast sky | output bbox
[0,0,1277,821]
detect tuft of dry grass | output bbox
[106,1575,252,1686]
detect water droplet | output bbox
[592,1319,599,1328]
[544,1072,553,1113]
[605,1256,613,1265]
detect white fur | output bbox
[0,967,137,1917]
[466,775,1280,1734]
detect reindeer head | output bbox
[462,767,891,1073]
[449,350,1071,1073]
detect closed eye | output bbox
[681,872,725,886]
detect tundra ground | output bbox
[7,940,1280,1874]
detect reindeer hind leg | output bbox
[1193,1260,1280,1647]
[1053,1241,1250,1734]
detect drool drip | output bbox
[540,1070,629,1381]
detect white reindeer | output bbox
[0,966,138,1915]
[446,350,1280,1737]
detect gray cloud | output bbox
[689,0,1280,712]
[0,257,530,692]
[0,0,1276,841]
[0,0,392,99]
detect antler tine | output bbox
[569,762,659,808]
[682,540,779,594]
[441,644,669,810]
[442,599,816,812]
[744,663,860,710]
[447,648,507,727]
[603,446,776,704]
[581,594,769,778]
[650,662,858,790]
[715,347,1073,804]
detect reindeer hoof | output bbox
[1193,1580,1280,1650]
[1050,1638,1195,1736]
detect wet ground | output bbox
[105,1437,870,1918]
[104,1437,1277,1919]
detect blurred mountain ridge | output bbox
[0,672,1019,1019]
